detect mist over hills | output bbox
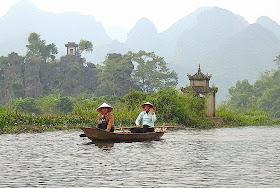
[0,0,280,102]
[0,0,111,58]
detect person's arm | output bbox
[97,113,102,124]
[135,111,143,127]
[152,113,157,122]
[106,113,114,132]
[150,108,157,122]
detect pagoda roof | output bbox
[192,86,213,94]
[65,42,78,47]
[187,64,212,80]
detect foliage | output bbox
[26,32,58,63]
[149,88,207,127]
[117,89,148,110]
[0,52,24,68]
[274,54,280,68]
[0,52,25,99]
[257,86,280,118]
[228,55,280,118]
[115,88,208,128]
[216,104,272,126]
[13,97,41,114]
[0,111,95,134]
[228,79,255,110]
[57,96,74,114]
[36,94,60,114]
[78,39,93,54]
[128,50,178,93]
[96,53,134,96]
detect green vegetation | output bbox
[78,39,93,55]
[226,56,280,118]
[26,32,58,63]
[95,53,134,96]
[0,33,178,104]
[128,50,178,93]
[0,32,279,135]
[216,53,280,124]
[216,104,273,127]
[0,88,212,134]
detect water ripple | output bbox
[0,125,280,187]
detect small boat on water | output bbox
[80,127,165,142]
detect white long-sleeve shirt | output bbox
[135,111,157,127]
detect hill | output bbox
[0,0,112,59]
[1,1,280,103]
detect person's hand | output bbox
[136,125,141,128]
[150,107,155,114]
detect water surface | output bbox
[1,125,280,187]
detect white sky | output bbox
[0,0,280,33]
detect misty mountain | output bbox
[256,16,280,40]
[173,7,249,67]
[199,23,280,101]
[0,0,112,57]
[155,7,211,60]
[125,17,158,52]
[1,0,280,103]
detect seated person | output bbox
[132,102,156,133]
[96,103,114,132]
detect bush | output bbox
[13,97,41,114]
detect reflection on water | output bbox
[85,141,114,151]
[0,125,280,187]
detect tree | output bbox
[274,54,280,68]
[13,97,41,114]
[78,39,93,55]
[128,50,178,93]
[26,32,58,63]
[258,86,280,118]
[0,52,24,81]
[57,96,73,114]
[96,53,134,96]
[228,79,255,109]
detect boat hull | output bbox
[81,127,164,142]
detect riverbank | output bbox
[0,117,280,135]
[0,104,276,135]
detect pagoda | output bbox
[65,42,78,56]
[181,65,218,117]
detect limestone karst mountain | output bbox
[1,1,280,102]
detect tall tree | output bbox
[273,54,280,68]
[26,32,58,63]
[96,53,134,96]
[128,50,178,93]
[228,79,255,109]
[78,39,93,55]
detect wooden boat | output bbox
[80,127,165,142]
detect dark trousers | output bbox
[131,125,154,133]
[97,123,114,132]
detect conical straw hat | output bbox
[97,103,113,112]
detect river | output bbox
[0,125,280,187]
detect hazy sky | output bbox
[0,0,279,33]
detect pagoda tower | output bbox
[65,42,78,56]
[181,65,218,117]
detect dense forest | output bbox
[0,33,178,105]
